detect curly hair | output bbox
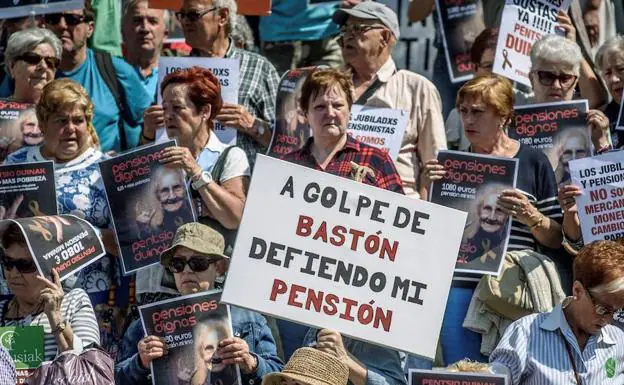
[574,241,624,294]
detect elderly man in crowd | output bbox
[173,0,279,168]
[333,2,447,199]
[122,0,170,101]
[0,0,153,153]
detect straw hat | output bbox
[262,347,349,385]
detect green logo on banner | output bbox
[606,357,616,378]
[0,326,44,370]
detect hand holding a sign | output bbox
[138,335,168,369]
[0,194,24,219]
[423,159,447,184]
[497,189,541,225]
[558,184,583,214]
[37,269,64,318]
[217,337,257,374]
[556,10,576,42]
[215,103,256,135]
[142,105,165,141]
[587,109,611,149]
[160,146,203,177]
[316,329,366,385]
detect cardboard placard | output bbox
[435,0,485,83]
[509,100,591,185]
[0,161,57,219]
[98,141,196,275]
[493,0,572,86]
[222,155,467,359]
[430,151,518,276]
[139,291,242,385]
[0,101,40,163]
[0,326,44,385]
[347,105,408,161]
[155,57,240,146]
[569,151,624,243]
[0,215,105,281]
[0,0,82,18]
[409,369,507,385]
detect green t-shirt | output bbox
[89,0,122,57]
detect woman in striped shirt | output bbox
[490,240,624,385]
[425,74,576,364]
[0,223,100,361]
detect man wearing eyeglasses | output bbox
[175,0,279,170]
[121,0,170,102]
[332,2,447,201]
[0,0,153,154]
[115,222,284,385]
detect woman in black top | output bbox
[596,36,624,149]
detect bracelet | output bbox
[528,215,545,230]
[51,319,67,335]
[141,133,155,141]
[596,143,612,154]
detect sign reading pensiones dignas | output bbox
[409,369,507,385]
[222,155,467,359]
[569,152,624,243]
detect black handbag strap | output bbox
[355,78,384,105]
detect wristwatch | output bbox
[191,171,213,190]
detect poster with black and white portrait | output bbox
[0,161,57,220]
[429,151,518,276]
[98,140,195,275]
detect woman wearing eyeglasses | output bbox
[115,222,283,385]
[490,240,624,385]
[0,28,61,159]
[0,223,100,361]
[425,74,573,364]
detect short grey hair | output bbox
[121,0,171,29]
[213,0,237,35]
[4,28,62,75]
[530,35,582,75]
[595,35,624,71]
[231,14,254,50]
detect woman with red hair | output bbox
[137,67,250,304]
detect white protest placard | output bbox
[493,0,572,87]
[0,0,83,18]
[156,57,240,145]
[347,105,408,161]
[221,155,467,359]
[569,152,624,243]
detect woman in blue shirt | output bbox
[490,240,624,385]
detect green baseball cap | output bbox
[160,223,229,266]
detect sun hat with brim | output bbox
[261,347,349,385]
[332,2,400,39]
[160,222,229,267]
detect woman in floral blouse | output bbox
[2,78,124,355]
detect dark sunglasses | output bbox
[16,52,60,70]
[1,256,37,274]
[175,7,217,22]
[534,70,578,88]
[44,13,87,26]
[167,256,220,273]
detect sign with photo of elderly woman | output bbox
[493,0,572,86]
[98,140,196,275]
[267,67,316,157]
[0,214,105,282]
[139,290,241,385]
[429,151,518,276]
[434,0,485,83]
[0,0,83,19]
[409,369,506,385]
[156,57,240,146]
[0,161,57,220]
[0,101,41,163]
[508,100,591,185]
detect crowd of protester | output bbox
[0,0,624,384]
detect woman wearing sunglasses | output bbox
[490,240,624,384]
[0,223,100,361]
[3,28,61,105]
[115,222,283,385]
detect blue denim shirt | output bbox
[301,327,406,385]
[115,306,284,385]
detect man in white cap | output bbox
[333,2,447,200]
